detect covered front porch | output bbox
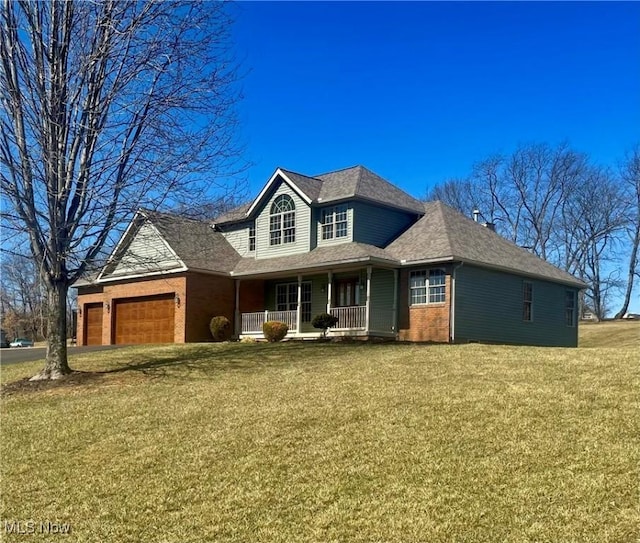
[235,266,398,339]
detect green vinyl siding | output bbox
[315,205,354,247]
[219,222,251,256]
[369,268,396,332]
[454,265,579,347]
[255,181,311,259]
[352,201,416,247]
[106,221,182,278]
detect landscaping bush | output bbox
[312,312,339,338]
[209,316,232,342]
[263,320,288,342]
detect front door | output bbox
[335,278,360,307]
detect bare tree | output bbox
[426,142,631,319]
[0,252,48,341]
[425,177,477,215]
[614,145,640,319]
[1,0,244,379]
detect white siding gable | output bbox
[105,221,183,279]
[255,180,311,259]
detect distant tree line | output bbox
[426,142,640,319]
[0,254,76,341]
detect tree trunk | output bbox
[30,282,71,380]
[614,227,639,319]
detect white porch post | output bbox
[296,274,302,334]
[365,266,372,334]
[234,280,241,337]
[392,269,398,335]
[326,271,333,313]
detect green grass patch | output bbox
[579,319,640,348]
[1,333,638,542]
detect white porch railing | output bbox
[330,305,366,330]
[241,310,297,334]
[241,306,394,336]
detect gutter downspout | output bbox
[450,262,464,343]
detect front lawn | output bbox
[1,337,638,542]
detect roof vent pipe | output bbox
[472,209,480,222]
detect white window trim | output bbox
[321,204,348,241]
[248,223,256,252]
[270,195,296,246]
[409,269,446,306]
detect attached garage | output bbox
[113,293,175,344]
[84,303,103,346]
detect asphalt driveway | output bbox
[0,345,126,366]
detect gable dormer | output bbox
[252,170,313,259]
[215,165,425,257]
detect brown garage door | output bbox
[84,303,103,346]
[114,294,175,345]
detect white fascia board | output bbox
[96,265,188,283]
[399,256,455,266]
[246,168,312,217]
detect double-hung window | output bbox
[523,281,533,322]
[275,282,312,322]
[428,269,446,303]
[270,195,295,246]
[565,290,576,327]
[409,269,446,305]
[321,205,348,240]
[248,223,256,252]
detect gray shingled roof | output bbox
[214,165,425,225]
[316,166,425,213]
[386,201,586,287]
[279,169,323,201]
[233,243,397,277]
[143,211,241,274]
[94,188,584,290]
[213,203,251,224]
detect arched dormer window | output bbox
[270,194,295,245]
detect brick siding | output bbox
[397,269,451,342]
[77,274,187,345]
[185,273,235,342]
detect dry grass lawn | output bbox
[1,323,638,542]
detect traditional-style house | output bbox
[75,166,585,347]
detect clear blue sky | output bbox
[232,1,640,197]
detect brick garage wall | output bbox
[76,286,104,346]
[184,272,235,342]
[76,275,188,345]
[397,269,451,343]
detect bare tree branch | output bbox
[0,0,246,379]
